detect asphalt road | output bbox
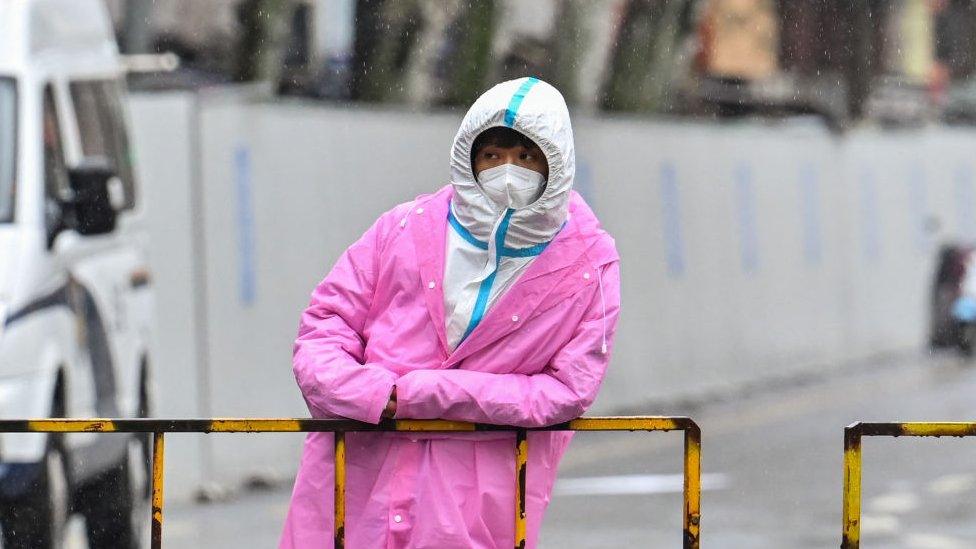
[64,349,976,548]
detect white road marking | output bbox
[553,473,729,497]
[859,513,900,536]
[927,473,976,496]
[903,533,969,549]
[868,490,919,514]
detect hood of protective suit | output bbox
[449,77,574,249]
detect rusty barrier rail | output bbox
[0,416,701,549]
[842,421,976,548]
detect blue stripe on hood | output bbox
[448,207,556,257]
[504,77,540,127]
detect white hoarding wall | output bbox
[130,91,972,496]
[127,92,205,494]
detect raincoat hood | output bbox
[450,77,575,249]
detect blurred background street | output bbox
[6,0,976,546]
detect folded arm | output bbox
[293,214,398,424]
[395,261,621,428]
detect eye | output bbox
[519,152,533,161]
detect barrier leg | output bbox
[151,432,165,549]
[514,429,527,549]
[842,425,862,549]
[683,424,701,549]
[334,432,346,549]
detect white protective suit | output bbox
[443,77,577,349]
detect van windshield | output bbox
[0,77,14,223]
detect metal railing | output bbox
[0,416,702,549]
[841,421,976,548]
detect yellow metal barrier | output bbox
[841,421,976,548]
[0,416,701,549]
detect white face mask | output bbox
[477,163,546,209]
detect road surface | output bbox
[62,350,976,548]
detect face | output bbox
[473,143,549,181]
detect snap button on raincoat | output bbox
[281,78,621,549]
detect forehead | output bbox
[479,141,540,150]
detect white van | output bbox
[0,0,154,546]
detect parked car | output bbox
[0,0,154,546]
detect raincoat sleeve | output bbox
[292,211,399,424]
[395,261,621,428]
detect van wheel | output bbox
[1,444,70,548]
[77,440,145,549]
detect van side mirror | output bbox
[65,158,118,236]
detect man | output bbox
[281,77,620,548]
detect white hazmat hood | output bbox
[449,77,575,249]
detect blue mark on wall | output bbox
[956,164,976,239]
[659,162,684,276]
[798,163,822,267]
[234,146,257,306]
[859,169,881,262]
[734,164,759,273]
[907,164,928,254]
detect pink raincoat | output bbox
[281,78,621,549]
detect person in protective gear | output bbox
[280,77,621,548]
